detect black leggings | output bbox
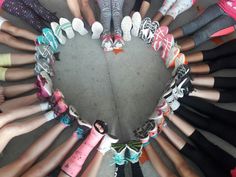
[179,96,236,126]
[132,0,151,12]
[175,105,236,147]
[202,39,236,61]
[180,143,228,177]
[213,77,236,89]
[115,162,144,177]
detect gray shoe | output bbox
[35,60,54,77]
[36,45,54,58]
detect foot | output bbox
[51,22,67,45]
[59,18,75,39]
[36,45,54,58]
[36,35,49,45]
[91,21,103,39]
[42,28,59,52]
[98,134,119,154]
[49,89,64,106]
[52,99,68,117]
[157,98,171,116]
[72,18,88,36]
[121,16,132,41]
[176,77,194,97]
[161,34,174,59]
[60,105,79,126]
[36,71,53,99]
[131,12,142,37]
[145,21,159,44]
[165,45,180,68]
[101,34,113,51]
[174,64,191,85]
[35,59,54,77]
[149,109,166,135]
[35,52,55,67]
[111,143,127,165]
[151,26,169,51]
[113,34,125,49]
[139,17,152,40]
[76,118,92,139]
[126,140,143,163]
[172,54,188,76]
[162,89,180,111]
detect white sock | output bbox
[45,111,56,121]
[40,102,50,111]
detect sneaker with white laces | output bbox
[151,26,169,52]
[36,71,53,99]
[35,59,54,77]
[52,99,68,117]
[172,53,188,76]
[157,98,171,116]
[145,21,159,44]
[161,34,174,59]
[101,34,113,51]
[36,44,54,58]
[165,45,180,68]
[126,140,143,163]
[162,89,180,111]
[139,17,152,40]
[35,52,55,66]
[174,64,191,85]
[98,134,119,154]
[149,108,166,134]
[111,143,127,165]
[177,77,194,97]
[113,34,125,49]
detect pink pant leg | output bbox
[61,126,104,177]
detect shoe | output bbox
[131,12,142,37]
[113,34,125,49]
[98,134,119,154]
[126,140,143,163]
[121,16,132,41]
[176,77,193,97]
[165,45,180,68]
[101,34,113,51]
[151,26,169,52]
[36,45,54,58]
[49,89,64,106]
[42,28,59,52]
[60,105,79,126]
[76,118,92,138]
[36,71,53,99]
[145,21,159,44]
[94,120,108,134]
[157,98,171,116]
[111,143,127,165]
[72,18,88,36]
[51,22,67,45]
[174,64,191,85]
[53,99,68,116]
[139,17,152,40]
[35,52,55,66]
[36,35,49,45]
[161,34,174,59]
[35,59,54,77]
[149,109,166,135]
[59,18,75,39]
[172,54,188,76]
[162,89,180,111]
[91,21,104,39]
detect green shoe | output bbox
[126,140,143,163]
[111,143,127,166]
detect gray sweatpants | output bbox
[97,0,124,35]
[182,4,236,46]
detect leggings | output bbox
[179,96,236,126]
[180,143,228,177]
[202,39,236,61]
[2,0,58,32]
[115,162,144,177]
[97,0,124,35]
[181,4,236,46]
[213,77,236,89]
[175,105,236,147]
[132,0,151,12]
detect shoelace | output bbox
[175,66,189,81]
[111,154,126,166]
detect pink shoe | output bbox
[161,34,174,59]
[50,89,64,105]
[157,99,171,116]
[36,71,53,99]
[53,99,68,116]
[165,45,180,68]
[101,34,113,51]
[113,34,125,49]
[151,26,169,52]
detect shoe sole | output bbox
[121,16,132,41]
[91,22,103,39]
[131,12,142,37]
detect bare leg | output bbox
[185,52,204,63]
[190,64,210,74]
[22,134,78,177]
[160,15,174,26]
[155,136,199,177]
[153,12,163,22]
[5,68,35,81]
[0,103,48,128]
[80,0,96,26]
[178,38,195,52]
[10,54,36,66]
[0,93,39,112]
[0,31,35,51]
[80,151,104,177]
[140,1,151,19]
[191,76,215,88]
[0,123,66,177]
[3,83,37,98]
[189,88,220,102]
[1,21,38,42]
[144,144,177,177]
[67,0,83,19]
[0,112,51,154]
[171,27,184,39]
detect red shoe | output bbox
[50,89,64,106]
[53,99,68,116]
[151,26,169,52]
[161,34,174,59]
[113,34,125,49]
[36,71,52,99]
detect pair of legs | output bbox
[115,162,143,177]
[131,0,151,18]
[67,0,96,26]
[2,0,58,32]
[153,0,194,26]
[171,4,236,52]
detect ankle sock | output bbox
[45,111,56,121]
[40,102,50,111]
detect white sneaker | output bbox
[72,18,88,36]
[131,12,142,37]
[98,134,119,154]
[91,21,103,39]
[121,16,132,41]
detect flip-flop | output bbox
[121,16,132,41]
[72,18,88,36]
[91,21,103,39]
[42,28,59,52]
[51,22,67,45]
[59,18,75,39]
[131,12,142,37]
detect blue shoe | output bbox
[59,105,79,126]
[36,35,49,45]
[111,143,127,166]
[42,28,59,52]
[126,140,143,163]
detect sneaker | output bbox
[35,52,55,66]
[150,109,166,134]
[151,26,169,52]
[53,99,68,116]
[98,134,119,154]
[172,54,188,76]
[162,89,180,111]
[77,119,92,133]
[34,60,54,77]
[145,21,159,44]
[161,34,174,59]
[111,143,127,165]
[157,98,171,116]
[60,105,79,126]
[113,34,125,49]
[101,34,113,51]
[94,120,108,134]
[126,140,143,163]
[36,71,53,98]
[131,12,142,37]
[174,64,191,85]
[165,45,180,68]
[49,89,64,106]
[177,77,193,97]
[121,16,132,41]
[36,45,54,58]
[42,28,59,52]
[36,35,49,45]
[139,17,152,40]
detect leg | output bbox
[189,63,210,74]
[0,123,66,177]
[0,31,35,51]
[97,0,112,34]
[67,0,83,18]
[0,53,36,67]
[185,51,203,63]
[157,0,176,23]
[139,0,151,18]
[1,21,37,41]
[178,38,195,51]
[3,83,36,98]
[80,0,96,26]
[191,76,215,88]
[131,162,144,177]
[0,102,49,128]
[112,0,124,34]
[5,68,35,81]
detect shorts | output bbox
[0,53,11,66]
[0,67,7,81]
[0,16,7,29]
[159,0,193,19]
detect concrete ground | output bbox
[0,0,236,177]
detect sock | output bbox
[40,102,50,111]
[45,111,56,121]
